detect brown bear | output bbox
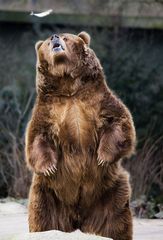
[25,31,136,240]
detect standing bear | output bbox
[25,31,136,240]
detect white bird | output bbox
[30,9,53,17]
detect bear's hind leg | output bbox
[81,175,133,240]
[29,182,57,232]
[81,201,132,240]
[28,178,75,232]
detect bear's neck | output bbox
[37,72,106,99]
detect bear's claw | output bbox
[44,164,57,176]
[97,157,105,166]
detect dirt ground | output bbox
[0,201,163,240]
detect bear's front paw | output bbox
[30,134,58,176]
[34,147,58,177]
[35,159,57,177]
[97,147,113,166]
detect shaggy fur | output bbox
[25,32,136,240]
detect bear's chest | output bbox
[49,98,98,150]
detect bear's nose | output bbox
[51,34,59,41]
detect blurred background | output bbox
[0,0,163,219]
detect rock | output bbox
[9,230,112,240]
[155,211,163,219]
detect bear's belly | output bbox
[50,157,102,206]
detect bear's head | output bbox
[35,32,103,96]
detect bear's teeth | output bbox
[53,45,63,52]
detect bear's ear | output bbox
[78,32,90,46]
[35,40,43,52]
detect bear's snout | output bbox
[51,34,64,52]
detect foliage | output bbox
[124,136,163,200]
[131,195,163,219]
[0,85,33,197]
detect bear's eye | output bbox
[63,37,68,42]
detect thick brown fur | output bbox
[25,32,136,240]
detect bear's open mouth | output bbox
[52,43,64,52]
